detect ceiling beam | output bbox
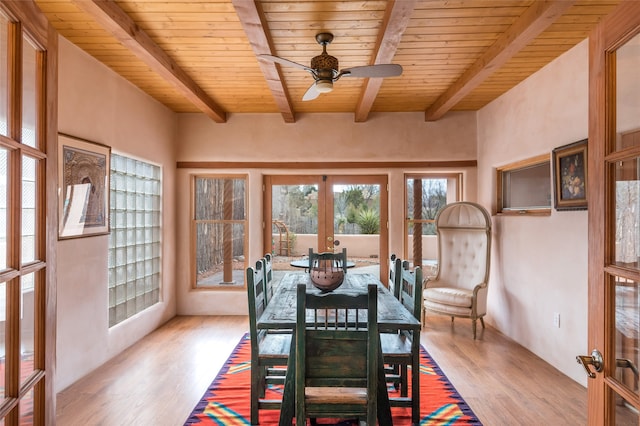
[232,0,295,123]
[71,0,227,123]
[354,0,417,123]
[424,0,576,122]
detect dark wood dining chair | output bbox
[380,261,422,403]
[246,265,291,425]
[384,254,403,389]
[295,283,379,425]
[307,247,348,273]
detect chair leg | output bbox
[250,365,260,425]
[259,366,267,398]
[472,319,477,340]
[400,364,408,398]
[480,317,485,328]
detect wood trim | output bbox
[0,1,48,47]
[262,175,324,256]
[425,0,576,121]
[177,160,477,169]
[602,1,640,50]
[263,174,389,283]
[44,19,58,426]
[7,20,20,142]
[191,174,249,290]
[588,1,640,423]
[354,0,417,123]
[0,2,55,424]
[71,0,227,123]
[495,153,550,216]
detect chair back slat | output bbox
[400,261,423,320]
[257,254,275,306]
[264,253,274,304]
[389,254,402,300]
[246,266,267,348]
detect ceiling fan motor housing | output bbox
[311,53,339,76]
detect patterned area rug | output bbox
[185,334,481,425]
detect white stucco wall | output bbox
[477,39,590,385]
[53,26,595,393]
[55,36,178,392]
[175,112,479,316]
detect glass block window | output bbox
[108,154,161,327]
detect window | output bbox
[108,154,161,327]
[405,174,461,268]
[193,175,247,288]
[496,154,551,215]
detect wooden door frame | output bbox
[588,2,640,423]
[0,1,57,424]
[263,175,326,253]
[263,174,389,283]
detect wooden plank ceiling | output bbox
[34,0,622,123]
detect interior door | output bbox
[583,3,640,423]
[263,175,388,282]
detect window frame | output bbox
[191,174,248,290]
[403,173,462,266]
[0,3,51,422]
[496,154,552,216]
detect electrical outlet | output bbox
[553,312,561,328]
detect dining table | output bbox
[257,271,422,425]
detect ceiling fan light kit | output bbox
[315,80,333,93]
[260,32,403,101]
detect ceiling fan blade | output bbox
[341,64,403,78]
[302,83,320,101]
[259,54,312,72]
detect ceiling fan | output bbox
[259,33,403,101]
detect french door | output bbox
[263,175,388,282]
[583,2,640,423]
[0,2,54,424]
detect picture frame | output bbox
[552,139,588,211]
[58,133,111,239]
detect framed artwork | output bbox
[58,133,111,239]
[552,139,588,211]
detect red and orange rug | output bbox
[185,334,481,425]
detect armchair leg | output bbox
[472,319,477,340]
[480,317,485,329]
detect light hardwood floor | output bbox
[55,315,587,425]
